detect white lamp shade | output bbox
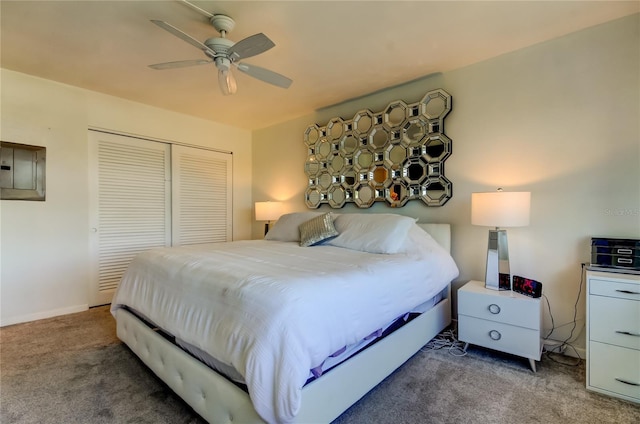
[255,201,283,221]
[471,191,531,228]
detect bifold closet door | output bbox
[88,131,171,307]
[171,145,232,246]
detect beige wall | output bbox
[253,14,640,353]
[0,69,253,326]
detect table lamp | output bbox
[255,201,283,235]
[471,189,531,290]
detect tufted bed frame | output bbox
[115,223,453,423]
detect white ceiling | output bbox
[1,1,638,130]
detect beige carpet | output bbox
[1,306,638,423]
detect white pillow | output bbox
[264,212,324,242]
[326,213,416,254]
[400,223,442,255]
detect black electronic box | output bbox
[591,237,640,270]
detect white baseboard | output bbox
[561,345,586,360]
[543,338,586,360]
[0,304,89,327]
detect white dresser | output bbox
[458,280,542,371]
[586,269,640,403]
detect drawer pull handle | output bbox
[615,378,640,387]
[617,258,633,264]
[615,330,640,337]
[616,248,633,255]
[489,330,502,340]
[488,304,501,314]
[615,289,640,295]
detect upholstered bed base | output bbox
[115,223,453,423]
[116,287,450,423]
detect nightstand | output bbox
[457,280,543,371]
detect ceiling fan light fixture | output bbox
[218,68,237,95]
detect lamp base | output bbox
[264,222,270,236]
[484,229,511,291]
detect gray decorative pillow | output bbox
[299,213,339,247]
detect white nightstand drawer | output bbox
[589,295,640,350]
[458,285,540,330]
[588,341,640,402]
[590,277,640,301]
[458,315,542,360]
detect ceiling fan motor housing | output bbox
[210,14,235,34]
[205,37,234,57]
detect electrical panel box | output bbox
[0,141,46,201]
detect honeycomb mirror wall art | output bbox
[304,89,452,209]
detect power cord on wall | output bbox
[541,263,586,366]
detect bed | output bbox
[111,212,458,423]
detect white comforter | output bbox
[111,236,458,423]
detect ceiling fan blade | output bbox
[178,0,214,19]
[235,63,292,89]
[151,20,215,56]
[227,33,275,61]
[149,59,213,70]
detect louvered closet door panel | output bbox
[171,145,232,246]
[89,131,171,306]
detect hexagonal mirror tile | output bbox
[340,168,357,186]
[402,156,428,184]
[420,89,452,120]
[304,124,321,146]
[305,186,323,208]
[368,126,389,151]
[328,153,346,174]
[339,135,359,155]
[420,176,452,206]
[304,156,321,177]
[383,100,408,131]
[354,182,375,208]
[352,109,374,136]
[328,184,347,208]
[402,118,428,147]
[354,149,374,172]
[385,144,407,168]
[327,117,346,141]
[386,181,409,208]
[315,138,332,160]
[317,171,333,190]
[372,166,390,185]
[422,133,452,163]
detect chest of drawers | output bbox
[586,269,640,403]
[458,280,542,372]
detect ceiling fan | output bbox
[149,1,292,95]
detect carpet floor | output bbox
[1,306,638,423]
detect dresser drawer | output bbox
[589,295,640,350]
[458,288,540,330]
[589,277,640,301]
[588,341,640,402]
[458,315,542,360]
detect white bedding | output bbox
[111,231,458,423]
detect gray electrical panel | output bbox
[1,141,46,201]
